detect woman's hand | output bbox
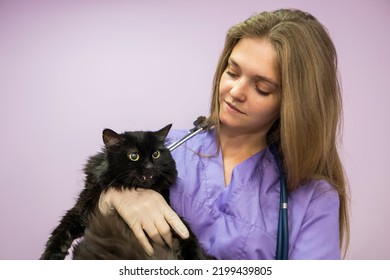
[98,187,189,255]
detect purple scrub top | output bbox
[167,129,340,260]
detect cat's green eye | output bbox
[128,152,140,161]
[152,150,160,159]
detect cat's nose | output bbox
[145,162,154,169]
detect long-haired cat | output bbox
[40,124,211,260]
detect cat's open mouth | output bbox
[138,174,153,183]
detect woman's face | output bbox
[219,37,281,136]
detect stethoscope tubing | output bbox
[269,142,289,260]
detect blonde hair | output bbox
[207,9,349,256]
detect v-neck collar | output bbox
[201,132,268,211]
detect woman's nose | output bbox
[229,78,248,101]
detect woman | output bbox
[99,8,349,259]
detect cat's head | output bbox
[101,124,177,191]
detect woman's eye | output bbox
[152,150,160,159]
[255,86,271,96]
[128,152,140,161]
[226,71,238,78]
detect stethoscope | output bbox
[167,116,289,260]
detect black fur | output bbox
[40,125,211,260]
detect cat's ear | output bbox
[155,124,172,140]
[102,129,125,148]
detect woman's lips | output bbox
[225,101,245,114]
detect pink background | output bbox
[0,0,389,259]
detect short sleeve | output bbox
[289,182,341,259]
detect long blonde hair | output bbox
[207,9,349,255]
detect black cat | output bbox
[40,124,211,260]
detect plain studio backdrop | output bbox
[0,0,389,260]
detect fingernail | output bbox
[180,228,190,239]
[146,247,154,256]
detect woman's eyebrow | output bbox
[228,58,279,89]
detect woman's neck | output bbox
[218,125,268,185]
[219,125,267,158]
